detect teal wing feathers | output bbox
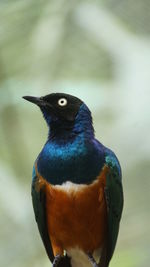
[31,165,54,262]
[100,150,124,267]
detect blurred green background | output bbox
[0,1,150,267]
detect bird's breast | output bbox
[37,140,105,185]
[35,165,109,255]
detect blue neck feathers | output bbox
[47,104,95,141]
[37,104,105,185]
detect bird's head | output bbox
[23,93,94,139]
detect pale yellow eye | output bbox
[58,98,68,107]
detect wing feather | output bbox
[99,150,123,267]
[32,172,54,262]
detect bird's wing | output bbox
[99,150,124,267]
[31,164,71,267]
[32,164,54,262]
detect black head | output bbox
[23,93,83,124]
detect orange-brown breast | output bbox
[42,165,109,256]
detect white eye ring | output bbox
[58,98,68,107]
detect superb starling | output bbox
[23,93,123,267]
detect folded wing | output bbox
[100,150,124,267]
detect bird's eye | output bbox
[58,98,68,107]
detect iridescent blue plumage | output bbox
[23,93,123,267]
[37,104,105,185]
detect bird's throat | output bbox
[37,135,105,185]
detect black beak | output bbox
[22,96,44,105]
[23,95,53,109]
[23,95,54,113]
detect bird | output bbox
[23,93,123,267]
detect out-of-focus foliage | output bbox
[0,1,150,267]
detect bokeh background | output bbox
[0,1,150,267]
